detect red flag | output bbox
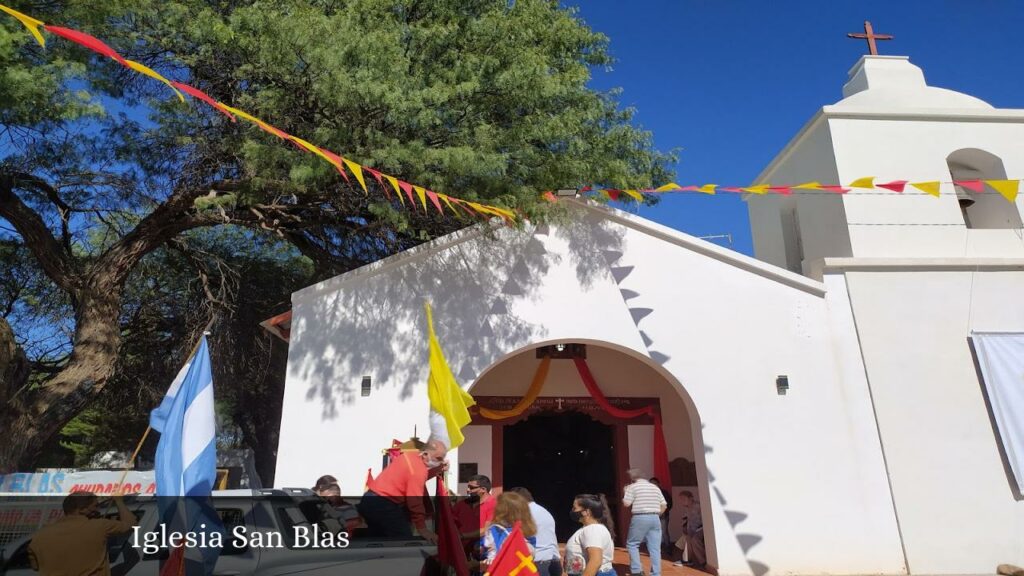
[954,179,985,193]
[170,82,236,121]
[44,26,128,65]
[877,180,908,193]
[159,545,185,576]
[484,521,537,576]
[436,477,469,576]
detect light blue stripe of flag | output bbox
[151,336,217,497]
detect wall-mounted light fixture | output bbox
[776,375,789,396]
[361,376,372,397]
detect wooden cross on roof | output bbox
[847,21,893,55]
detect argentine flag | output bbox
[151,336,218,496]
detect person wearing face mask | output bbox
[28,491,137,576]
[563,494,616,576]
[454,475,496,542]
[358,437,449,542]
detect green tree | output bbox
[0,0,673,472]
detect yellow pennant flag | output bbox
[438,194,461,218]
[124,59,184,102]
[623,189,644,202]
[0,3,46,48]
[414,186,428,211]
[384,174,405,205]
[742,184,769,194]
[848,176,876,189]
[986,180,1020,203]
[910,181,941,197]
[654,183,681,192]
[342,159,368,194]
[697,184,717,194]
[794,181,823,190]
[424,302,475,450]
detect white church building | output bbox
[267,56,1024,575]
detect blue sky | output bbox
[569,0,1024,255]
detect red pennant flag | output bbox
[679,185,700,192]
[485,521,536,576]
[768,186,792,195]
[44,26,128,65]
[954,179,985,193]
[819,185,850,193]
[171,82,236,121]
[718,187,745,193]
[425,190,444,214]
[365,168,389,199]
[580,186,593,192]
[435,477,469,576]
[877,180,908,193]
[398,181,416,207]
[606,189,621,201]
[315,148,351,183]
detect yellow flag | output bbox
[124,60,184,102]
[986,180,1019,203]
[342,159,368,193]
[697,184,717,194]
[910,181,941,197]
[654,183,681,192]
[384,175,405,205]
[794,181,823,190]
[848,176,876,189]
[623,189,644,202]
[742,184,769,194]
[0,3,46,48]
[425,302,475,449]
[414,186,428,211]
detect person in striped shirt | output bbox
[623,468,667,576]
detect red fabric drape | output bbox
[435,477,469,576]
[44,26,128,65]
[573,358,672,485]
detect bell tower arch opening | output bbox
[947,148,1022,229]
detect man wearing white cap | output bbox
[623,468,667,576]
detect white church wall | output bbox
[844,269,1024,574]
[456,425,492,494]
[597,208,906,575]
[275,204,907,574]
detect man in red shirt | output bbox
[453,475,496,575]
[358,437,448,542]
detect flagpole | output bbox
[115,320,214,494]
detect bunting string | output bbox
[0,3,515,223]
[545,177,1021,204]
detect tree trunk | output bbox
[0,284,123,473]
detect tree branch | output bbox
[0,172,79,296]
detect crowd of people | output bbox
[331,439,709,576]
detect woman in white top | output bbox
[563,494,616,576]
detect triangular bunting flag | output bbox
[818,185,849,193]
[954,179,985,193]
[986,180,1019,203]
[341,159,368,193]
[384,175,404,204]
[44,26,128,65]
[877,180,908,193]
[697,184,717,194]
[123,60,184,102]
[794,181,823,190]
[654,183,681,192]
[365,168,388,200]
[848,177,876,189]
[398,180,416,206]
[742,184,769,194]
[910,181,941,197]
[623,189,644,202]
[438,194,462,218]
[314,147,350,183]
[718,187,745,193]
[768,186,792,195]
[606,190,621,201]
[425,190,444,214]
[172,83,236,121]
[0,3,46,47]
[414,186,428,211]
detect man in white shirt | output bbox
[623,468,667,576]
[508,487,561,576]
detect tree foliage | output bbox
[0,0,673,473]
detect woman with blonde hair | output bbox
[481,491,537,570]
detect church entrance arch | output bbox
[459,340,713,560]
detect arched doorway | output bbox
[504,411,616,541]
[459,340,714,562]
